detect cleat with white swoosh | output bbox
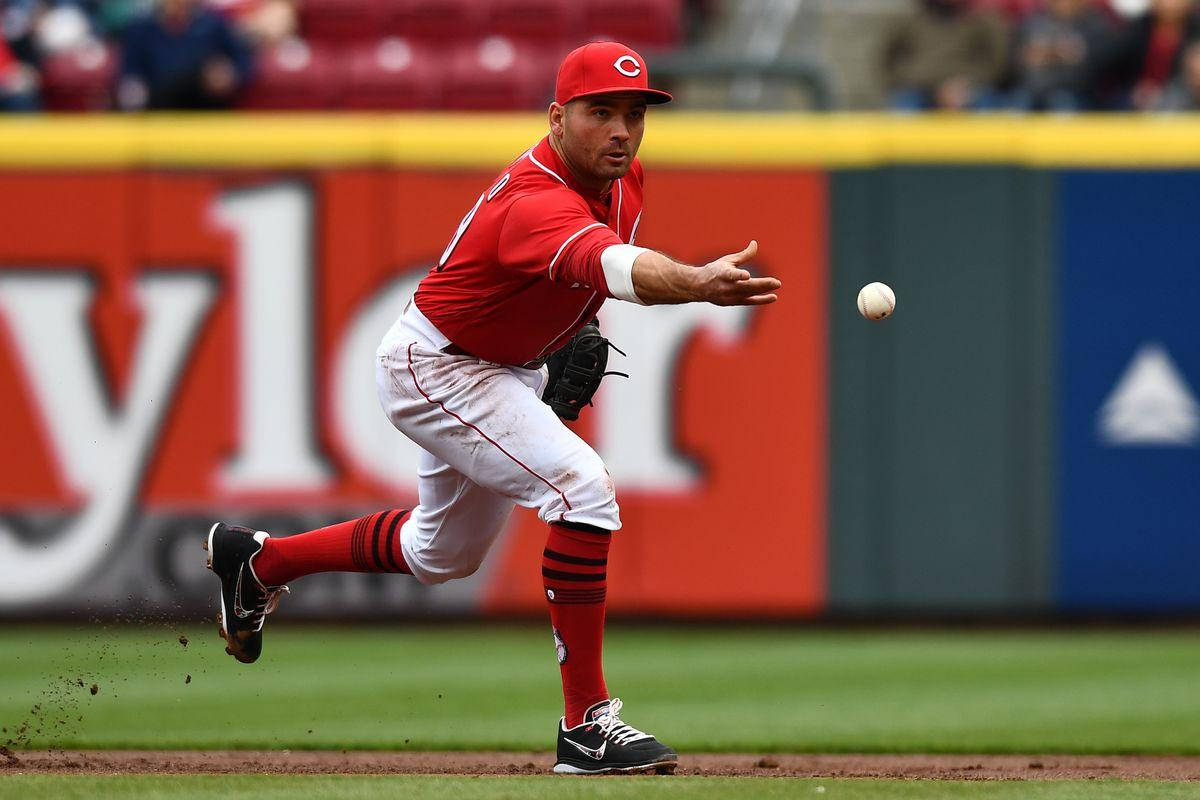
[204,522,288,664]
[552,698,677,775]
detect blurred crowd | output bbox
[0,0,687,111]
[2,0,1199,112]
[883,0,1200,111]
[1,0,272,110]
[1,0,288,110]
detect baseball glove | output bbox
[542,319,627,421]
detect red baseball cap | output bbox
[554,42,673,106]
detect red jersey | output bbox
[414,136,644,366]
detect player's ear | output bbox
[549,103,566,137]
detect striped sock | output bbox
[543,523,611,727]
[251,510,412,586]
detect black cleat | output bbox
[203,522,287,664]
[553,698,678,775]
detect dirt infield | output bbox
[4,751,1200,780]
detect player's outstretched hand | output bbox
[628,239,782,306]
[696,241,781,306]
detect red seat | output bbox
[340,38,440,109]
[441,37,551,110]
[299,0,388,42]
[483,0,579,44]
[580,0,683,49]
[40,43,117,111]
[387,0,483,42]
[239,39,340,109]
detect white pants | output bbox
[375,304,621,586]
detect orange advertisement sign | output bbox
[0,168,826,616]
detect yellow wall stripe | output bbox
[2,113,1200,168]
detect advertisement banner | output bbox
[1057,171,1200,610]
[0,167,827,618]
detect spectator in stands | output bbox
[881,0,1010,111]
[1157,38,1200,107]
[116,0,252,110]
[208,0,297,47]
[0,33,38,110]
[1103,0,1200,110]
[1010,0,1113,111]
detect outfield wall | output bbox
[0,114,1197,618]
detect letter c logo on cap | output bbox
[613,56,641,78]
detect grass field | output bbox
[3,624,1199,752]
[3,624,1200,798]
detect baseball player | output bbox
[204,41,781,775]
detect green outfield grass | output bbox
[2,777,1200,800]
[2,625,1200,753]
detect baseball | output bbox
[857,282,896,321]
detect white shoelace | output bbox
[593,698,652,745]
[251,585,289,632]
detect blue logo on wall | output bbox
[1097,343,1199,447]
[1058,171,1200,610]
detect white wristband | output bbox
[601,244,649,304]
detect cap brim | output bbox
[567,87,673,105]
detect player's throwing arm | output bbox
[623,240,781,306]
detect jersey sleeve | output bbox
[498,192,622,292]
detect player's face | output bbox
[559,95,647,188]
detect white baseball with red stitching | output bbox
[857,282,896,321]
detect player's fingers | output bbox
[720,265,753,283]
[725,239,758,265]
[732,276,782,295]
[728,293,778,306]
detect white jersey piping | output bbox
[527,150,568,186]
[548,222,605,280]
[615,179,623,239]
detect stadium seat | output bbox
[483,0,580,44]
[441,37,552,110]
[239,39,340,110]
[39,43,117,111]
[299,0,388,42]
[387,0,484,42]
[340,38,441,109]
[579,0,683,49]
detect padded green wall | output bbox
[828,167,1056,612]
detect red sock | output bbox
[543,524,611,727]
[252,510,412,586]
